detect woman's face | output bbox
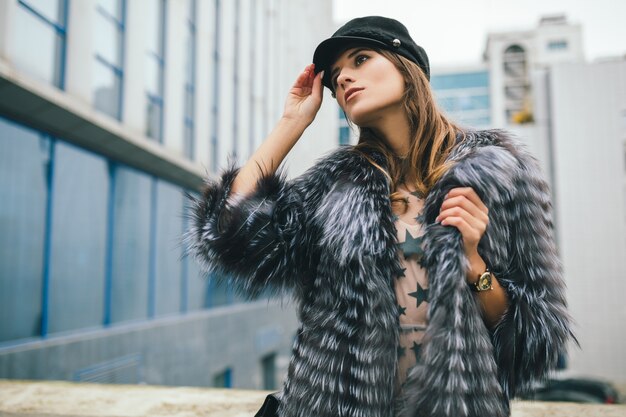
[330,47,405,126]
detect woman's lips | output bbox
[345,88,364,103]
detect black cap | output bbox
[312,16,430,90]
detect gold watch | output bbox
[471,267,493,292]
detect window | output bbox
[109,166,152,324]
[145,0,166,142]
[430,71,489,90]
[213,368,232,388]
[154,180,184,316]
[338,107,351,145]
[210,0,221,172]
[48,142,109,335]
[12,0,68,88]
[548,40,568,51]
[93,0,126,120]
[183,0,197,159]
[261,353,276,390]
[0,116,49,343]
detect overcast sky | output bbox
[333,0,626,68]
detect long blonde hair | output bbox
[344,48,467,214]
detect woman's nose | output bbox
[336,71,355,91]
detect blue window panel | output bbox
[214,368,232,388]
[48,141,108,334]
[339,127,351,145]
[154,180,183,316]
[206,273,230,308]
[186,255,208,311]
[20,0,65,24]
[430,71,489,90]
[93,0,125,120]
[183,195,210,311]
[0,116,49,343]
[144,0,166,142]
[93,58,122,120]
[13,0,67,88]
[94,4,123,67]
[109,166,152,324]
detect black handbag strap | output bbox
[254,392,280,417]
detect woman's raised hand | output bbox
[435,187,490,283]
[282,63,324,126]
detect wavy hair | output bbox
[340,47,467,214]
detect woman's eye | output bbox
[355,55,368,65]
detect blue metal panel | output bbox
[211,0,221,173]
[248,0,256,157]
[103,162,116,326]
[158,0,167,144]
[118,0,127,121]
[148,177,158,318]
[232,0,240,160]
[40,136,56,338]
[180,205,188,313]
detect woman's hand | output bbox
[282,63,324,126]
[435,187,490,283]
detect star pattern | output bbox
[397,304,407,316]
[395,267,407,279]
[398,345,406,358]
[407,282,429,308]
[398,229,424,260]
[411,341,422,361]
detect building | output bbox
[483,13,584,128]
[530,58,626,383]
[0,0,336,389]
[430,64,491,129]
[484,14,626,383]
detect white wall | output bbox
[549,59,626,383]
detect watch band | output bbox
[470,267,493,292]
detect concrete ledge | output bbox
[0,58,205,191]
[1,380,625,417]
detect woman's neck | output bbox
[368,109,412,157]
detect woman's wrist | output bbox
[466,252,487,284]
[280,114,313,131]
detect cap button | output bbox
[392,38,401,48]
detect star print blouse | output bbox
[392,184,429,397]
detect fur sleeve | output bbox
[398,130,577,417]
[184,147,354,299]
[184,157,311,299]
[438,130,577,399]
[488,135,578,399]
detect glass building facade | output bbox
[0,114,230,344]
[0,0,334,389]
[430,69,492,128]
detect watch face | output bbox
[478,273,492,290]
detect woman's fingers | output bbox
[439,195,488,225]
[291,64,317,93]
[436,187,490,247]
[448,187,488,214]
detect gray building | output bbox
[484,14,626,384]
[0,0,335,390]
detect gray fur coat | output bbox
[185,128,576,417]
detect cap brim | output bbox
[312,36,389,90]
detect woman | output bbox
[186,16,575,417]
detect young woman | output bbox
[186,16,575,417]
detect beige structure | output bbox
[1,380,625,417]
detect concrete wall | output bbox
[0,300,299,389]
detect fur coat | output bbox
[185,128,576,417]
